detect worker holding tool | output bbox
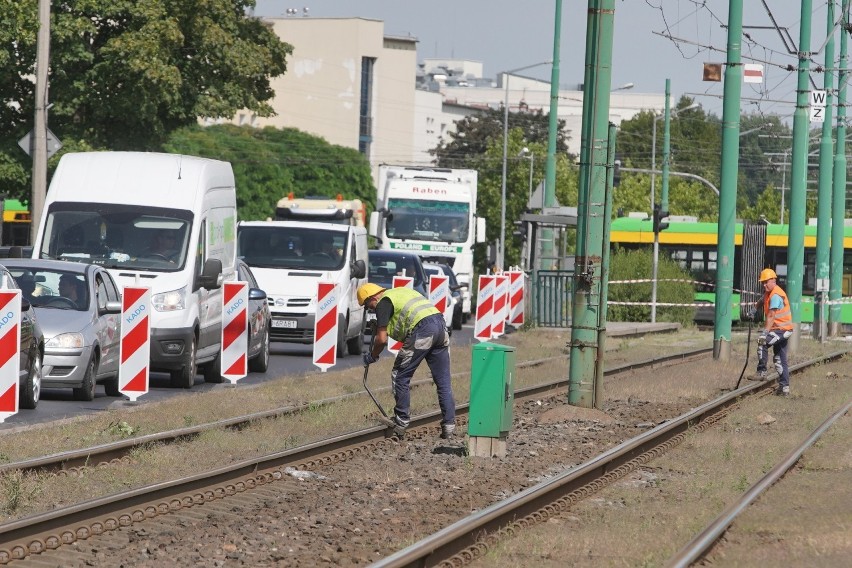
[749,268,794,396]
[357,282,456,439]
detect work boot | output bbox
[390,416,407,439]
[775,385,790,397]
[440,423,455,440]
[756,370,768,380]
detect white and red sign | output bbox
[507,270,525,326]
[474,275,495,342]
[388,275,414,354]
[313,282,339,372]
[119,286,151,402]
[492,275,509,338]
[221,282,248,383]
[743,63,764,84]
[0,291,21,423]
[429,274,450,315]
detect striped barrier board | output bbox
[474,275,495,342]
[492,275,508,338]
[221,281,249,383]
[508,270,525,326]
[0,291,21,422]
[429,274,449,317]
[313,282,339,372]
[120,286,151,402]
[388,275,414,355]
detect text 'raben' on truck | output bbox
[369,165,486,322]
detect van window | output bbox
[238,226,349,271]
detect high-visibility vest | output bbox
[384,287,439,341]
[763,286,793,331]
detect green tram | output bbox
[609,216,852,325]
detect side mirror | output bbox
[249,287,267,301]
[476,217,487,244]
[351,259,367,279]
[103,300,122,314]
[197,258,223,290]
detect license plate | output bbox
[272,319,297,329]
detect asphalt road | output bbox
[0,324,480,431]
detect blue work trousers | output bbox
[390,314,455,427]
[757,329,790,388]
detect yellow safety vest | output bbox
[384,287,439,341]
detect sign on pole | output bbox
[17,129,63,159]
[474,275,495,342]
[221,281,249,383]
[119,286,151,402]
[492,275,508,338]
[388,275,414,354]
[743,63,764,84]
[810,90,827,123]
[0,291,22,423]
[313,282,339,372]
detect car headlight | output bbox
[152,286,187,312]
[46,332,84,349]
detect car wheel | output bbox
[104,376,121,397]
[346,320,364,356]
[203,350,225,383]
[248,327,270,373]
[19,349,42,410]
[170,335,197,389]
[452,306,463,330]
[73,357,97,401]
[336,316,347,358]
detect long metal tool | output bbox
[362,318,390,420]
[734,319,753,390]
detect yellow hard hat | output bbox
[357,283,384,306]
[758,268,777,282]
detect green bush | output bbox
[607,247,695,326]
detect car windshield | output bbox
[238,226,348,271]
[368,253,425,292]
[8,267,88,311]
[385,199,469,243]
[37,202,192,272]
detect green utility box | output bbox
[468,342,515,438]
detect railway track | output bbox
[0,345,716,564]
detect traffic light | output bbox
[612,159,622,187]
[512,220,527,241]
[653,206,669,233]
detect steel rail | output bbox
[666,398,852,568]
[0,347,712,476]
[369,351,849,568]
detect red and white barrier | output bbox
[492,275,508,338]
[429,274,450,318]
[221,281,248,383]
[119,286,151,402]
[388,275,414,355]
[507,270,525,326]
[313,282,339,372]
[474,275,495,342]
[0,292,21,422]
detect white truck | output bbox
[369,166,485,321]
[275,194,365,227]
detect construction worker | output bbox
[751,268,794,396]
[357,282,456,439]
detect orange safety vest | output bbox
[763,285,794,331]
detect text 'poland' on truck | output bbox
[369,166,485,321]
[236,220,368,356]
[32,151,243,389]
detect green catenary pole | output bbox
[594,122,618,409]
[569,0,615,407]
[830,0,849,337]
[713,0,744,362]
[541,0,563,271]
[661,79,672,213]
[787,0,814,353]
[814,0,836,342]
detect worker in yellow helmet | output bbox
[357,282,456,439]
[751,268,794,396]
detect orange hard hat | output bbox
[758,268,777,282]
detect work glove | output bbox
[746,309,757,322]
[757,332,767,346]
[363,352,379,366]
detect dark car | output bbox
[0,264,45,409]
[4,259,122,401]
[423,262,464,330]
[367,250,429,297]
[237,259,271,373]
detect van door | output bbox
[97,272,122,375]
[195,219,217,358]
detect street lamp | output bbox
[520,147,535,204]
[650,103,699,211]
[499,60,551,270]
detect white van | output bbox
[32,151,238,388]
[237,220,368,355]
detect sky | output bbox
[253,1,829,120]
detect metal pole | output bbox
[780,150,788,224]
[814,0,835,342]
[651,118,657,212]
[830,0,849,337]
[31,0,51,245]
[542,0,563,271]
[500,78,510,270]
[594,122,617,409]
[651,80,672,324]
[528,153,535,205]
[787,0,814,355]
[712,0,744,362]
[569,0,615,408]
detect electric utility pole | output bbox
[31,0,51,244]
[830,0,849,337]
[542,0,563,271]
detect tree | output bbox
[0,0,292,202]
[163,125,374,221]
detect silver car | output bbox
[5,259,122,401]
